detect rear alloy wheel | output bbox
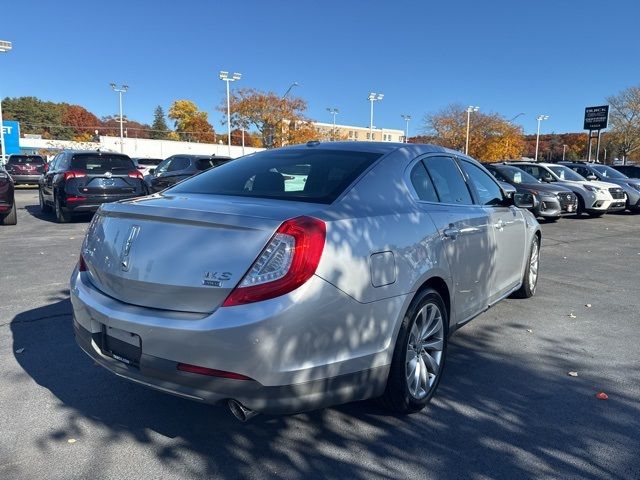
[39,188,52,213]
[55,195,72,223]
[512,235,540,298]
[1,202,17,225]
[380,288,447,413]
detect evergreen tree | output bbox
[150,106,170,139]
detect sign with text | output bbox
[1,121,21,154]
[583,105,609,130]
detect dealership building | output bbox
[313,122,406,143]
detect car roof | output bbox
[278,141,466,158]
[61,150,129,156]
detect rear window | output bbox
[9,155,45,164]
[169,149,381,204]
[137,158,163,166]
[70,154,134,173]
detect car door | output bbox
[458,159,526,302]
[43,154,61,199]
[420,155,493,323]
[154,156,191,190]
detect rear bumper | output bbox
[65,194,143,212]
[10,174,42,184]
[70,269,399,414]
[74,321,388,414]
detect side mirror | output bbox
[586,174,597,181]
[541,174,554,183]
[514,192,536,209]
[149,168,155,175]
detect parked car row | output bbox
[484,160,640,221]
[0,151,234,224]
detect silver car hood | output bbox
[82,194,324,313]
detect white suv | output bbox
[507,162,626,216]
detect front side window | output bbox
[496,165,539,184]
[592,165,627,179]
[410,162,438,202]
[167,157,191,172]
[169,149,381,204]
[423,156,473,205]
[459,160,504,206]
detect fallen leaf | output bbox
[585,304,592,308]
[15,348,25,354]
[526,329,533,333]
[563,256,567,259]
[568,371,578,377]
[595,391,609,400]
[568,313,577,318]
[67,439,76,444]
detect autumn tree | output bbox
[60,104,101,141]
[422,104,524,161]
[150,106,170,139]
[168,100,216,142]
[2,96,73,139]
[100,116,151,138]
[220,88,311,148]
[606,85,640,163]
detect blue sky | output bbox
[1,0,638,135]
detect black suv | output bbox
[0,165,16,225]
[612,164,640,179]
[39,150,146,223]
[5,154,48,185]
[485,163,578,220]
[145,154,232,193]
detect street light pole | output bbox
[368,92,384,140]
[219,71,242,156]
[326,108,339,141]
[0,40,13,162]
[465,106,479,155]
[401,114,412,143]
[110,83,129,154]
[534,114,549,162]
[562,144,567,161]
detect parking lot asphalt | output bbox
[1,188,639,480]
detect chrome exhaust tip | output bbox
[228,399,258,422]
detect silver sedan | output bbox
[71,142,541,420]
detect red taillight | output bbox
[177,363,253,380]
[78,253,87,272]
[128,170,144,179]
[64,170,86,181]
[43,163,49,173]
[66,196,86,202]
[222,216,326,307]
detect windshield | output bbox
[496,166,540,184]
[548,165,585,181]
[9,155,45,164]
[169,148,381,204]
[592,165,628,179]
[69,154,134,173]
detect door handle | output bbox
[443,226,460,239]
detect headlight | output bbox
[0,172,8,179]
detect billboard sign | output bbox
[583,105,609,130]
[1,120,21,154]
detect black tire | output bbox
[54,195,72,223]
[380,288,448,414]
[588,211,605,217]
[543,216,559,223]
[1,202,17,225]
[576,195,586,216]
[39,188,52,213]
[512,235,540,299]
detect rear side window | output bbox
[69,154,134,173]
[410,162,438,202]
[138,158,163,166]
[423,156,473,205]
[9,155,44,164]
[195,159,214,171]
[170,149,381,204]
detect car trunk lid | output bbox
[82,194,322,313]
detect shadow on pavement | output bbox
[10,297,640,479]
